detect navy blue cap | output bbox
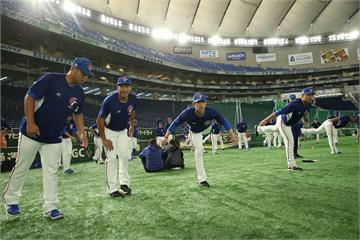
[117,76,132,85]
[72,58,93,77]
[193,92,207,102]
[289,94,296,100]
[302,87,315,95]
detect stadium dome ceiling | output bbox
[78,0,359,38]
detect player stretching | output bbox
[162,92,237,187]
[256,87,315,171]
[302,115,356,154]
[97,76,136,198]
[3,58,91,220]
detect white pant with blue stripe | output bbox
[191,127,211,183]
[104,128,132,194]
[258,116,297,168]
[3,133,62,213]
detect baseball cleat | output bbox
[109,191,125,198]
[288,166,303,171]
[44,209,64,220]
[4,204,20,216]
[199,181,210,188]
[120,185,132,195]
[63,169,74,174]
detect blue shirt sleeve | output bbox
[213,110,231,131]
[275,101,294,116]
[27,73,52,99]
[98,99,110,119]
[168,110,186,133]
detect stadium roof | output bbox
[78,0,359,38]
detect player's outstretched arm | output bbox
[259,112,276,126]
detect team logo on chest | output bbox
[68,97,78,109]
[204,120,211,126]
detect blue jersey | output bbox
[211,122,221,134]
[90,123,99,137]
[139,144,164,171]
[155,127,165,137]
[20,73,85,143]
[98,92,137,131]
[236,122,247,133]
[292,122,302,138]
[275,98,310,126]
[168,107,231,133]
[333,116,351,129]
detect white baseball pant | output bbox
[3,133,61,213]
[273,132,282,148]
[237,132,249,149]
[93,136,104,162]
[210,133,219,153]
[190,127,211,183]
[302,120,338,154]
[104,128,131,194]
[61,137,73,171]
[276,116,297,168]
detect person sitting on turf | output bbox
[162,139,185,170]
[139,138,165,172]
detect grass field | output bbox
[0,136,359,239]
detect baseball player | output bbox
[270,119,282,148]
[128,120,139,160]
[311,118,322,143]
[302,115,356,154]
[262,120,275,149]
[155,121,165,147]
[236,120,249,150]
[0,117,11,149]
[209,120,222,154]
[3,57,91,220]
[61,115,79,174]
[328,111,339,144]
[90,123,104,164]
[256,87,315,171]
[161,92,237,187]
[164,117,173,141]
[97,76,136,198]
[355,113,360,143]
[218,128,225,150]
[183,124,193,149]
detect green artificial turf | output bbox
[0,136,359,239]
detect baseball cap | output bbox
[193,92,207,102]
[72,58,93,77]
[117,76,132,85]
[302,87,315,95]
[289,94,296,100]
